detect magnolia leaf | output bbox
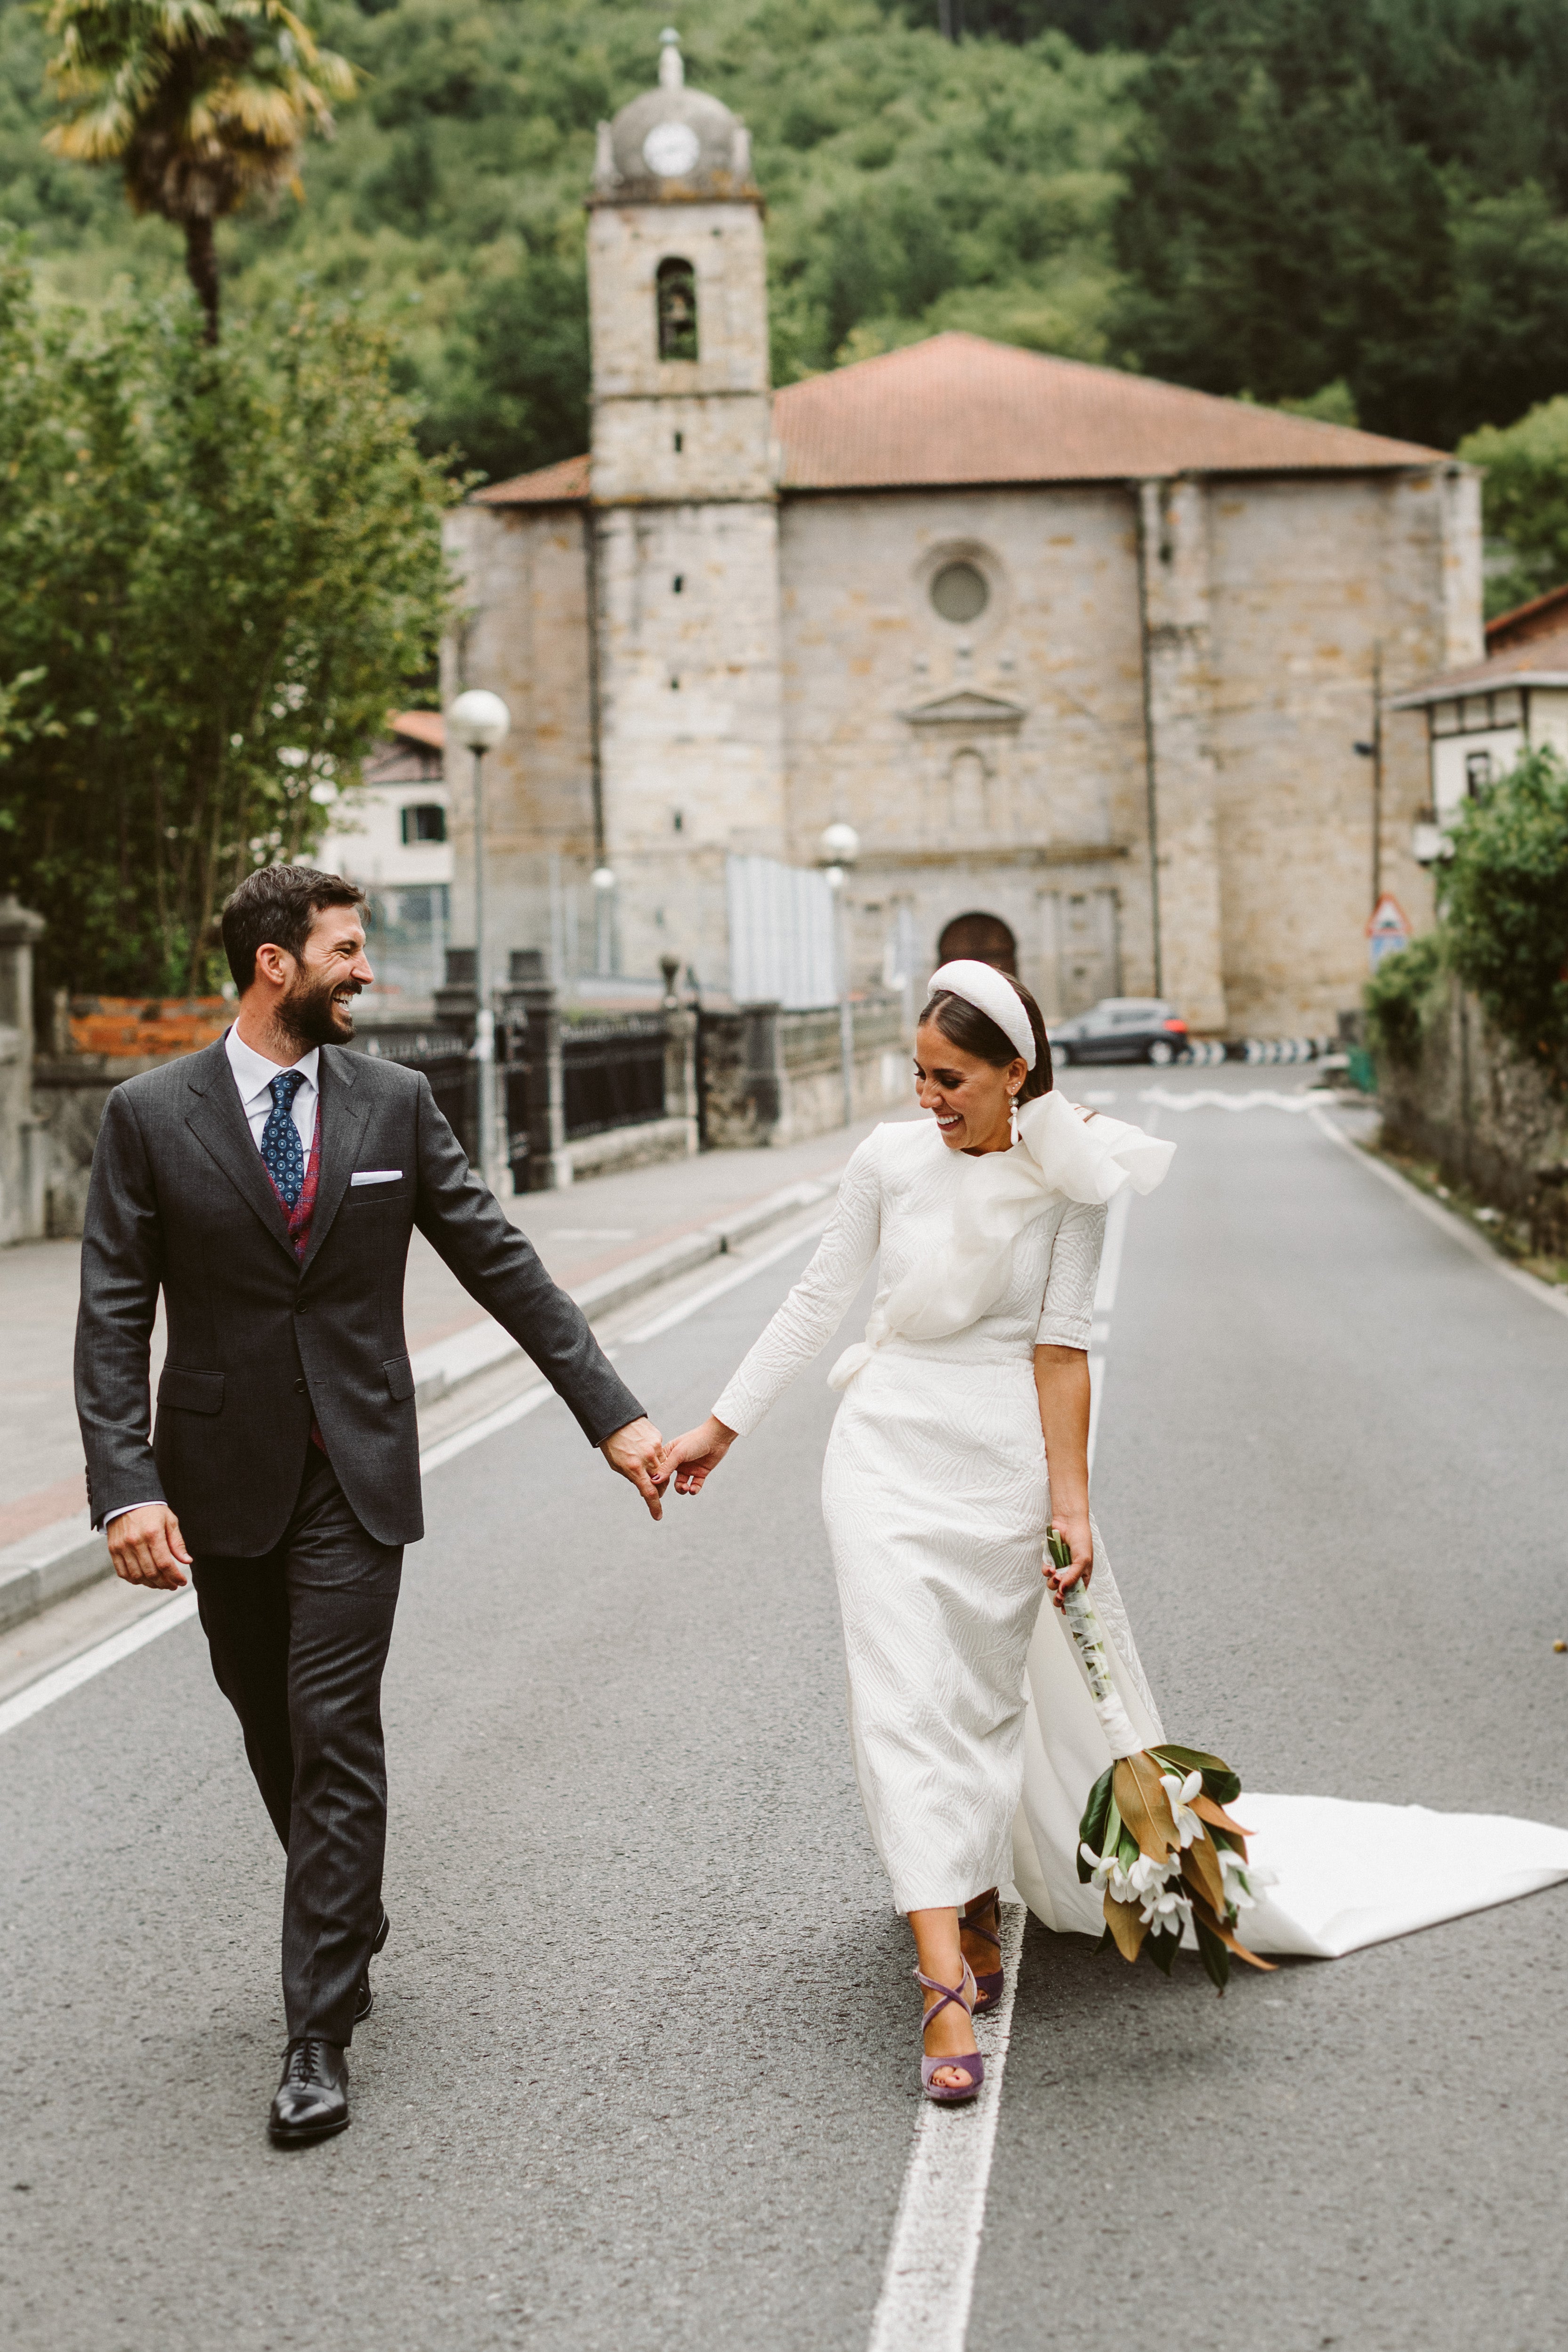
[1117,1828,1140,1872]
[1145,1924,1181,1976]
[1155,1744,1243,1807]
[1193,1913,1231,1994]
[1113,1752,1181,1861]
[1103,1892,1149,1964]
[1191,1792,1252,1841]
[1190,1891,1277,1974]
[1078,1766,1115,1874]
[1180,1831,1227,1916]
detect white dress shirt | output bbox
[105,1028,321,1528]
[225,1025,319,1156]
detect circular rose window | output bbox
[929,561,989,624]
[643,121,702,178]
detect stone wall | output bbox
[1376,978,1568,1257]
[448,453,1480,1039]
[702,994,907,1149]
[1206,466,1481,1037]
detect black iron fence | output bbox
[358,1025,477,1160]
[561,1015,667,1140]
[356,999,676,1183]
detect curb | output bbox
[0,1520,112,1638]
[0,1168,843,1638]
[410,1172,838,1407]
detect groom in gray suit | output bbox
[76,865,665,2145]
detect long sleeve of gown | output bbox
[711,1131,883,1437]
[1034,1197,1106,1351]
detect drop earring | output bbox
[1008,1087,1020,1142]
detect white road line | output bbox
[866,1122,1145,2348]
[0,1352,629,1736]
[1094,1184,1131,1314]
[416,1377,559,1471]
[1140,1086,1318,1113]
[0,1590,199,1738]
[867,1901,1028,2352]
[1308,1106,1568,1325]
[0,1214,830,1736]
[621,1216,828,1343]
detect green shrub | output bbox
[1441,746,1568,1075]
[1364,929,1448,1070]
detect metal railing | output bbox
[561,1015,668,1140]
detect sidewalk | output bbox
[0,1112,889,1628]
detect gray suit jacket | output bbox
[74,1035,646,1553]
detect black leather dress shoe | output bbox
[355,1907,391,2024]
[268,2039,349,2146]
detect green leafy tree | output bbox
[1459,397,1568,618]
[39,0,355,339]
[0,242,454,994]
[1439,747,1568,1075]
[4,0,1136,481]
[1112,0,1568,449]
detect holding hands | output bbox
[653,1414,737,1497]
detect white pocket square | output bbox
[350,1169,402,1186]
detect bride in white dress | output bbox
[658,960,1568,2101]
[659,960,1163,2099]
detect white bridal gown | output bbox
[713,1107,1568,1956]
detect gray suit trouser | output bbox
[192,1448,402,2047]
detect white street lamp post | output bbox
[591,862,617,978]
[819,822,860,1130]
[450,689,511,1188]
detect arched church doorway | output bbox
[938,912,1016,974]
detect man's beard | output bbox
[278,970,359,1050]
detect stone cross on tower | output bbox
[586,30,786,982]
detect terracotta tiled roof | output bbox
[474,452,591,506]
[1484,582,1568,652]
[1386,623,1568,709]
[475,331,1447,507]
[388,708,445,750]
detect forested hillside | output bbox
[8,0,1568,488]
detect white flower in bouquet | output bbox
[1079,1841,1137,1905]
[1159,1770,1206,1848]
[1051,1528,1276,1991]
[1218,1846,1277,1915]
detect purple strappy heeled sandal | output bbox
[916,1958,985,2105]
[961,1892,1005,2016]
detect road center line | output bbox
[866,1901,1029,2352]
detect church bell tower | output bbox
[587,30,785,981]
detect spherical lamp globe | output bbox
[819,821,860,868]
[450,689,511,752]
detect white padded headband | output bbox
[927,960,1037,1070]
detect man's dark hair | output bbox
[221,865,367,993]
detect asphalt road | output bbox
[4,1069,1567,2352]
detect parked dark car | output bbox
[1048,998,1189,1066]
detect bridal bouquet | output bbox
[1046,1529,1275,1991]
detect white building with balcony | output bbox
[313,711,452,1002]
[1388,585,1568,859]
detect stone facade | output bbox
[441,39,1482,1039]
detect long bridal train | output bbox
[1009,1542,1568,1962]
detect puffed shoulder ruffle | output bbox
[1014,1089,1175,1205]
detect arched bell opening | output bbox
[656,257,699,361]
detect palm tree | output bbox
[41,0,355,343]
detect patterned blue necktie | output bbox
[260,1070,307,1208]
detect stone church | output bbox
[442,32,1482,1036]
